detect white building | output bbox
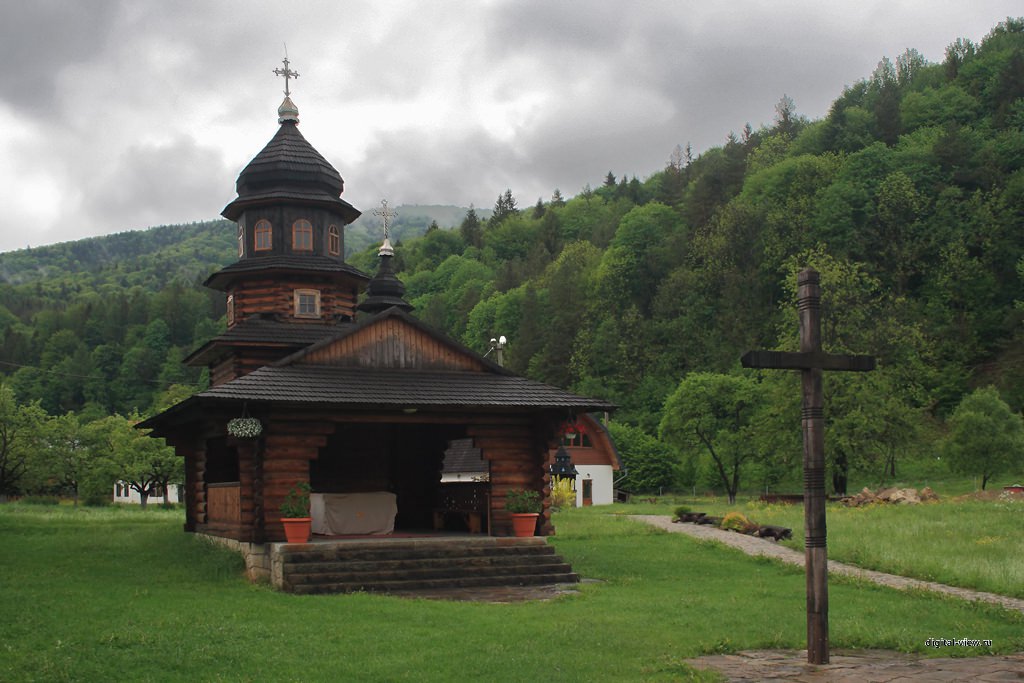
[113,481,182,505]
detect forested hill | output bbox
[1,19,1022,446]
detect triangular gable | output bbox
[277,307,502,373]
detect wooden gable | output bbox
[298,315,489,372]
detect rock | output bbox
[920,487,939,502]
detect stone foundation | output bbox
[197,533,277,584]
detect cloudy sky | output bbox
[0,1,1019,253]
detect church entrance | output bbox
[310,422,466,532]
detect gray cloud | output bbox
[1,0,1021,253]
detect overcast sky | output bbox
[0,1,1019,253]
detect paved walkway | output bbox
[636,516,1024,682]
[687,649,1024,682]
[635,515,1024,614]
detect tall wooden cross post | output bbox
[741,268,875,665]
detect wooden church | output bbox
[141,69,614,559]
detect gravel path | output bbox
[634,515,1024,614]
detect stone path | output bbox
[687,649,1024,682]
[636,516,1024,682]
[635,515,1024,614]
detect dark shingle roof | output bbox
[221,121,360,224]
[204,255,369,290]
[198,365,615,411]
[184,319,351,366]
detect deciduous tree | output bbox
[943,386,1024,489]
[660,373,763,503]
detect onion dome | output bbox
[357,239,414,314]
[221,97,360,224]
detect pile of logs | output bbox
[840,486,939,507]
[674,512,792,541]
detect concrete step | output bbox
[283,540,554,564]
[276,537,579,595]
[285,561,576,586]
[285,552,568,575]
[286,571,580,595]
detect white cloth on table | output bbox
[310,492,397,536]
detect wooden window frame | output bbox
[294,289,321,318]
[254,220,272,251]
[292,219,313,252]
[328,224,340,256]
[237,225,244,257]
[226,294,235,326]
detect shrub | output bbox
[606,422,679,493]
[720,511,756,533]
[550,477,575,509]
[673,505,691,521]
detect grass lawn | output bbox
[614,490,1024,600]
[1,504,1021,682]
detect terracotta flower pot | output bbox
[510,512,539,537]
[281,517,312,543]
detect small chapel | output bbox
[141,61,615,572]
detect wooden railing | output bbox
[207,482,241,524]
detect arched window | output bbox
[328,225,340,256]
[237,225,244,257]
[292,219,313,251]
[254,220,272,251]
[226,294,235,325]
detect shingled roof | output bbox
[204,254,369,291]
[184,317,353,366]
[197,365,614,410]
[221,118,361,224]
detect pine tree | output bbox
[460,206,482,248]
[491,189,519,226]
[532,198,545,219]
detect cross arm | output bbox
[741,350,875,372]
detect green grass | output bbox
[1,504,1022,682]
[614,491,1024,599]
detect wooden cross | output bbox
[741,268,875,665]
[273,55,300,97]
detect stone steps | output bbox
[276,537,579,595]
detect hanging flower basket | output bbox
[227,417,262,439]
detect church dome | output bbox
[221,98,360,224]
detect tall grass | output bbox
[1,504,1021,682]
[615,494,1024,599]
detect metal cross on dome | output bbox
[373,199,398,243]
[273,53,299,97]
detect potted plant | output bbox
[280,482,312,543]
[505,489,542,537]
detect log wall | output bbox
[229,278,358,323]
[468,419,555,536]
[259,422,330,542]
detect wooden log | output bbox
[487,461,543,474]
[262,459,314,473]
[263,435,328,448]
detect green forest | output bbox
[2,19,1023,502]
